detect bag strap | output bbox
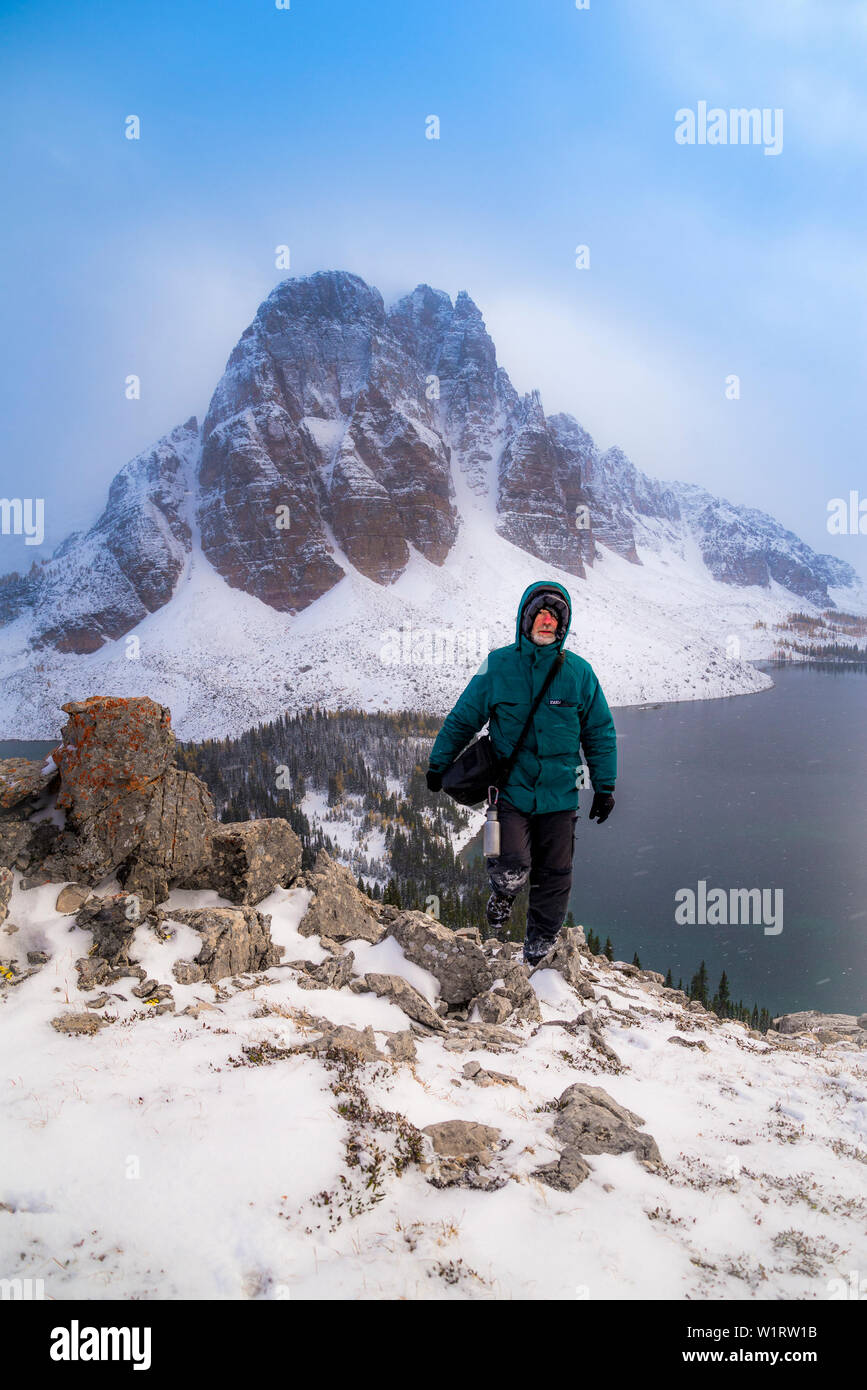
[496,650,566,786]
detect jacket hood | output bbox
[515,580,573,651]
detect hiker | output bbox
[425,580,617,967]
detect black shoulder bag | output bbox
[439,651,566,808]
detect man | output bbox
[425,580,617,968]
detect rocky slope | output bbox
[1,701,865,1299]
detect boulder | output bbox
[39,698,178,883]
[385,1030,417,1062]
[421,1119,505,1188]
[117,768,216,903]
[295,1023,382,1062]
[773,1010,864,1037]
[163,905,282,984]
[295,952,356,991]
[0,820,38,873]
[50,1011,108,1036]
[469,989,513,1025]
[534,926,587,988]
[55,883,91,915]
[489,961,542,1023]
[198,818,303,905]
[534,1082,662,1191]
[75,892,149,965]
[55,696,176,820]
[384,909,493,1005]
[422,1119,501,1162]
[297,849,384,943]
[364,972,445,1030]
[0,755,59,810]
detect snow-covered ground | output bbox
[2,871,865,1300]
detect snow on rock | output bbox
[1,870,865,1300]
[2,271,865,740]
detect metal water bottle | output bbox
[483,787,501,857]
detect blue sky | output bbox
[1,0,865,579]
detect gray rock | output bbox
[0,819,40,872]
[0,866,12,926]
[295,952,355,991]
[384,909,493,1005]
[535,927,586,988]
[364,972,444,1029]
[75,956,110,989]
[535,1082,662,1191]
[183,817,302,906]
[50,1011,108,1035]
[54,883,91,914]
[773,1010,864,1037]
[39,697,176,883]
[163,905,283,984]
[490,961,542,1023]
[668,1034,709,1052]
[118,767,216,904]
[75,892,147,965]
[469,989,513,1025]
[296,1023,382,1061]
[172,960,206,985]
[422,1119,501,1162]
[296,849,384,943]
[0,755,58,810]
[385,1030,417,1062]
[421,1119,505,1189]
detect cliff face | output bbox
[2,419,198,654]
[0,271,860,655]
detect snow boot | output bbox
[486,890,514,939]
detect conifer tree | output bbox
[689,960,709,1007]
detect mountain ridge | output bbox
[0,270,863,738]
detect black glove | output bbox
[589,791,615,824]
[426,767,443,792]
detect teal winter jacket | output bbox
[428,580,617,815]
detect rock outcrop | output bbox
[296,849,384,943]
[1,695,302,907]
[166,905,282,984]
[383,908,493,1006]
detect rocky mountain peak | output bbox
[0,272,861,664]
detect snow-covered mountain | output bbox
[1,270,864,740]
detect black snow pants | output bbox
[485,799,579,956]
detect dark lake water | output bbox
[4,663,865,1019]
[465,663,867,1020]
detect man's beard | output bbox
[533,631,557,644]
